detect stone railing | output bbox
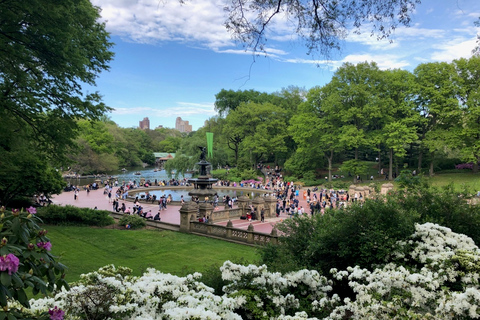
[190,220,278,246]
[210,208,243,221]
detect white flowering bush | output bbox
[221,261,340,319]
[26,223,480,319]
[328,223,480,319]
[30,264,241,320]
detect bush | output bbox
[262,197,418,275]
[394,183,480,245]
[321,180,350,190]
[36,205,114,227]
[0,206,68,318]
[118,214,146,229]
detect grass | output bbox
[47,226,260,283]
[424,172,480,191]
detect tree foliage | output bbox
[224,0,421,57]
[0,0,114,203]
[0,0,114,159]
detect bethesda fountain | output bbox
[188,147,218,201]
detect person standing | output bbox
[261,208,265,222]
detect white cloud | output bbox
[430,37,478,62]
[335,54,410,70]
[93,0,233,50]
[112,101,216,118]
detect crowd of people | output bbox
[63,165,368,226]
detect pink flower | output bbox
[0,254,20,275]
[48,306,65,320]
[26,206,37,214]
[37,241,52,251]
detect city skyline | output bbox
[136,116,193,132]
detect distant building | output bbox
[175,117,192,133]
[139,117,150,130]
[153,152,175,169]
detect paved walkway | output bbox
[51,188,310,234]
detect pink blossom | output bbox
[37,241,52,251]
[48,306,65,320]
[0,254,20,275]
[26,206,37,214]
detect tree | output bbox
[380,69,418,180]
[0,0,114,160]
[224,0,420,57]
[327,62,384,181]
[0,0,113,203]
[0,113,65,205]
[339,159,369,182]
[225,102,289,168]
[414,62,461,176]
[214,89,271,116]
[383,121,417,179]
[289,86,343,181]
[453,56,480,173]
[158,136,182,153]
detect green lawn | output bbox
[425,172,480,191]
[47,226,260,283]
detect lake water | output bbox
[133,188,271,202]
[64,167,192,187]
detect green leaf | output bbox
[11,274,23,288]
[0,273,11,287]
[16,289,28,308]
[0,311,5,320]
[0,286,8,307]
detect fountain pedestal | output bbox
[188,159,218,202]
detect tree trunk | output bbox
[429,152,435,176]
[327,150,333,182]
[473,155,479,173]
[389,148,393,181]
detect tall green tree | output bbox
[380,69,418,180]
[327,62,384,182]
[414,62,461,176]
[225,102,289,168]
[290,86,343,181]
[0,0,113,204]
[0,0,114,160]
[453,56,480,173]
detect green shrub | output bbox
[394,183,480,245]
[239,169,259,181]
[322,180,350,190]
[37,205,114,227]
[118,214,146,229]
[261,197,418,275]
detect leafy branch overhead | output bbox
[223,0,421,57]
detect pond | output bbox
[64,167,192,187]
[133,188,273,202]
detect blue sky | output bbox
[89,0,480,130]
